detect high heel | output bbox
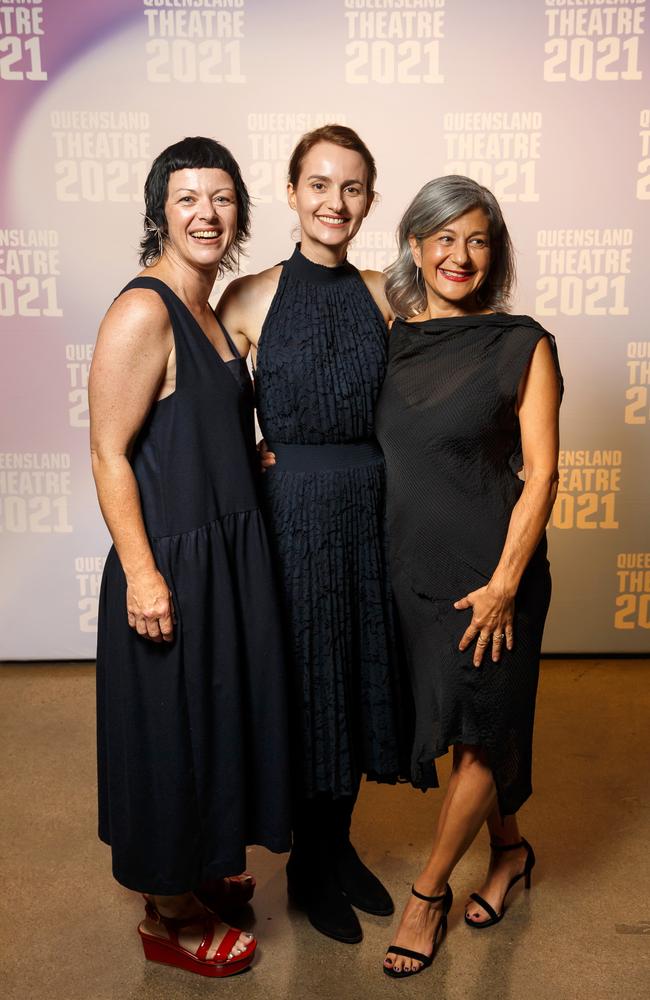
[383,883,453,979]
[465,837,536,929]
[138,900,256,977]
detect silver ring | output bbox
[496,633,505,639]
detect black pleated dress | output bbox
[375,313,562,816]
[96,277,291,894]
[254,246,409,799]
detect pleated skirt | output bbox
[261,444,410,798]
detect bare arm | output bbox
[360,268,394,325]
[455,336,561,666]
[89,289,175,642]
[216,266,281,357]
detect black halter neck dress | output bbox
[254,246,409,798]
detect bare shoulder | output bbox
[216,264,282,343]
[218,265,281,310]
[359,268,393,324]
[98,286,171,347]
[518,334,561,411]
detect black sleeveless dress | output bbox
[96,277,291,894]
[375,314,562,816]
[255,247,408,799]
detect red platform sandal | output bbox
[138,900,256,977]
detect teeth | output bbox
[318,216,347,225]
[192,231,220,239]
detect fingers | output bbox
[453,596,472,609]
[129,602,175,643]
[473,631,491,668]
[158,611,175,642]
[491,630,505,663]
[126,578,176,643]
[459,622,514,666]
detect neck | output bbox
[298,234,348,268]
[424,291,489,319]
[147,253,218,310]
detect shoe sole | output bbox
[139,931,255,977]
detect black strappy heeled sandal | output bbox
[383,883,453,979]
[465,837,536,929]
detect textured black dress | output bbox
[375,313,562,816]
[255,246,407,799]
[96,277,291,894]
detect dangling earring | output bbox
[143,215,165,260]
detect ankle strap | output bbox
[490,837,528,852]
[411,883,447,904]
[144,900,207,930]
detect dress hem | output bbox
[100,834,292,895]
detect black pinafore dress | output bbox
[96,276,291,893]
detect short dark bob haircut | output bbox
[139,136,250,273]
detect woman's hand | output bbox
[454,584,514,667]
[258,438,276,473]
[126,570,176,643]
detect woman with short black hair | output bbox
[90,136,291,977]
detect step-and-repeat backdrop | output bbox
[1,0,649,659]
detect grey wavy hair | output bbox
[385,175,516,318]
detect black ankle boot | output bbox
[335,841,394,916]
[329,794,394,916]
[286,848,362,944]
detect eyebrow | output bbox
[439,227,489,237]
[306,174,364,185]
[173,186,235,195]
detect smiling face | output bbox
[287,141,372,263]
[163,167,238,272]
[410,207,492,316]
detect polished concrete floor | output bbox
[1,659,649,1000]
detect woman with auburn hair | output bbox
[90,137,291,977]
[217,124,409,945]
[376,175,562,978]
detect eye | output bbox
[438,235,453,244]
[180,196,193,203]
[311,182,326,191]
[345,186,361,196]
[215,195,234,205]
[471,238,488,248]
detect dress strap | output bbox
[215,314,242,359]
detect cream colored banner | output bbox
[1,0,649,657]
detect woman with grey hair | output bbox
[376,175,562,978]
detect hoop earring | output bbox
[143,215,165,260]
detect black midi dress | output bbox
[254,246,409,799]
[375,313,562,816]
[96,277,291,894]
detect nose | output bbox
[198,197,217,221]
[450,241,470,266]
[327,188,345,213]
